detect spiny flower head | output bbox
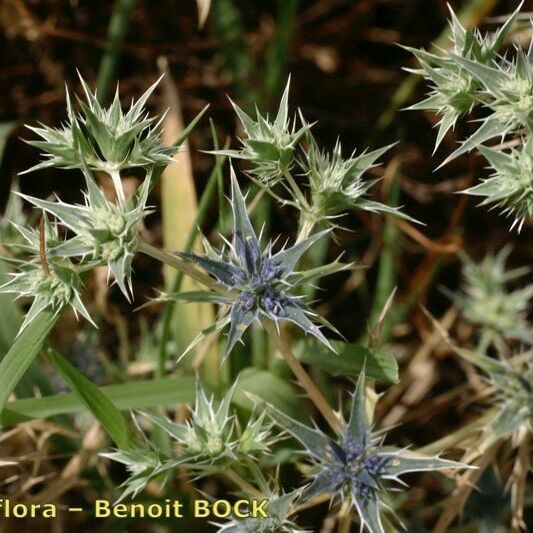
[213,492,306,533]
[463,139,533,231]
[301,135,418,225]
[462,350,533,442]
[452,248,532,344]
[19,168,152,300]
[266,366,468,533]
[0,214,93,333]
[101,446,173,502]
[23,74,173,203]
[405,4,519,151]
[140,378,279,469]
[172,169,338,357]
[216,79,310,185]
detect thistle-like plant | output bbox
[217,79,310,185]
[405,4,519,150]
[463,135,533,228]
[23,74,173,204]
[1,214,93,332]
[102,446,174,502]
[140,379,276,469]
[163,169,342,357]
[408,4,533,230]
[450,248,532,346]
[300,134,419,228]
[213,492,306,533]
[266,366,468,533]
[105,378,279,501]
[219,79,416,233]
[436,346,533,531]
[474,353,533,441]
[19,168,152,300]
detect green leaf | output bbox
[45,347,132,449]
[0,261,21,360]
[0,309,59,414]
[233,367,307,420]
[295,338,398,383]
[1,376,196,427]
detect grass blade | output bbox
[1,375,196,426]
[96,0,138,103]
[0,309,59,413]
[46,347,132,449]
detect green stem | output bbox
[108,169,125,205]
[138,240,227,295]
[96,0,138,104]
[263,320,343,433]
[245,457,270,495]
[263,0,300,102]
[223,470,264,499]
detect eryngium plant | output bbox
[299,135,419,229]
[408,4,533,230]
[19,168,152,300]
[216,79,416,235]
[450,247,532,346]
[1,213,93,332]
[159,169,346,357]
[105,379,278,501]
[23,74,174,204]
[266,366,467,533]
[217,79,310,185]
[437,346,533,531]
[474,353,533,441]
[405,5,518,150]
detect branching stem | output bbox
[264,319,344,433]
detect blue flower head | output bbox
[176,168,333,358]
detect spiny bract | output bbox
[165,169,342,357]
[266,367,468,533]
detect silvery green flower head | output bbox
[173,169,336,357]
[213,492,307,533]
[22,73,173,204]
[0,213,94,333]
[139,378,278,469]
[266,366,468,533]
[461,350,533,444]
[451,248,532,345]
[406,4,520,152]
[301,134,419,226]
[215,78,310,185]
[101,446,172,502]
[463,137,533,232]
[19,168,153,301]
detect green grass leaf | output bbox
[0,376,196,427]
[45,347,132,449]
[233,368,307,420]
[295,338,398,383]
[0,261,21,360]
[0,309,59,413]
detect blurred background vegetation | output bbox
[0,0,531,531]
